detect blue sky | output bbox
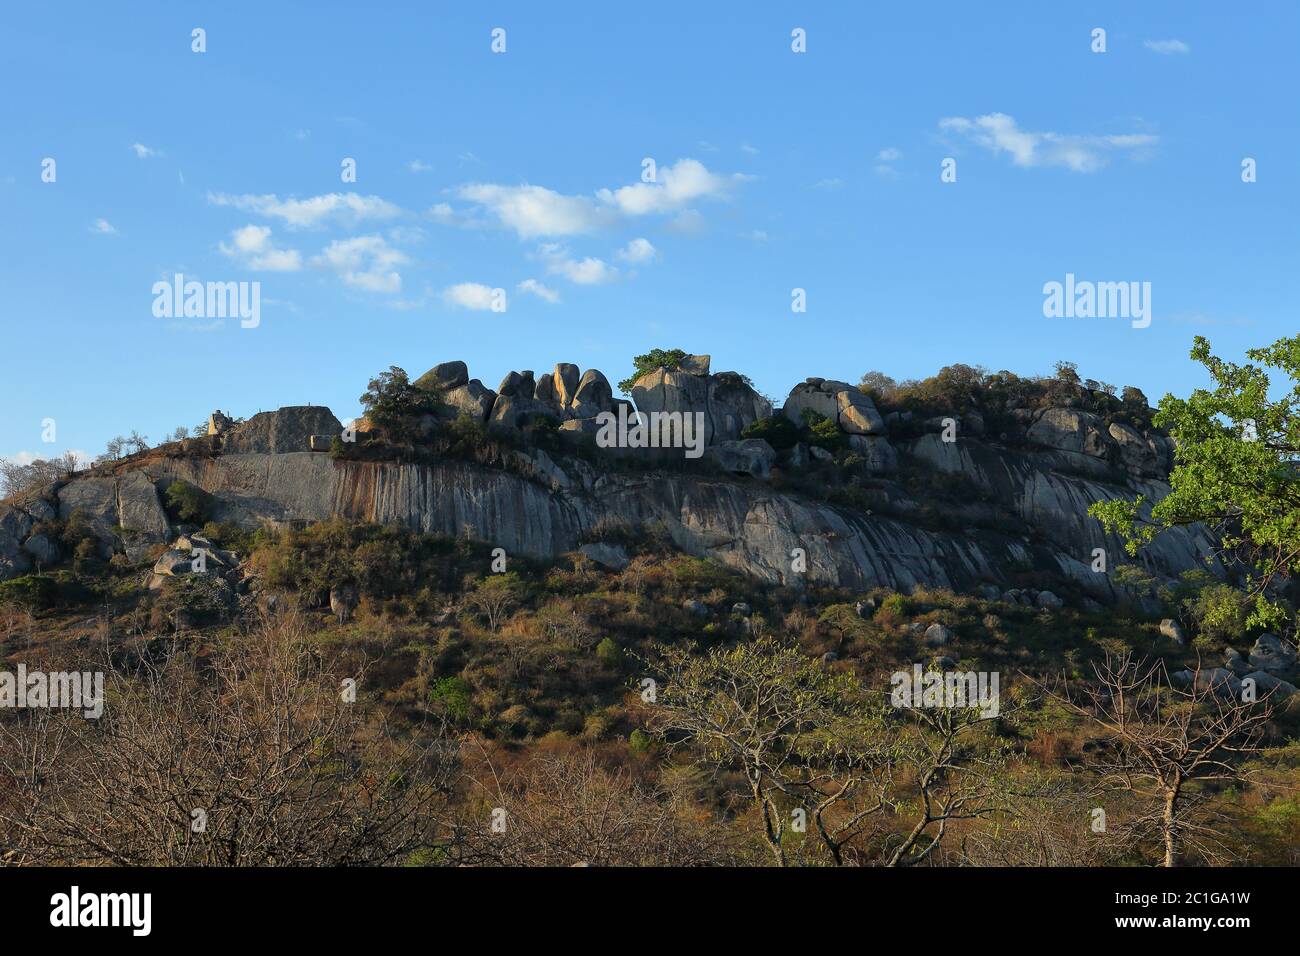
[1,1,1296,464]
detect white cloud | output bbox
[452,159,749,239]
[208,192,402,229]
[1145,39,1190,55]
[598,159,749,216]
[130,143,159,159]
[740,143,760,155]
[443,282,499,310]
[938,113,1158,172]
[408,160,433,173]
[313,235,407,292]
[741,229,768,241]
[538,243,618,284]
[219,224,302,271]
[616,237,657,263]
[811,177,844,190]
[456,183,614,238]
[516,278,560,303]
[89,218,118,235]
[877,147,903,162]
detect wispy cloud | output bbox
[408,160,433,173]
[130,143,160,159]
[219,225,302,271]
[537,243,618,285]
[938,113,1157,172]
[89,218,118,235]
[312,235,407,292]
[516,278,560,303]
[443,282,500,310]
[448,159,750,239]
[208,192,402,229]
[1144,39,1190,55]
[615,237,657,263]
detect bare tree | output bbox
[1047,653,1272,866]
[644,638,1012,867]
[447,747,740,866]
[0,611,457,866]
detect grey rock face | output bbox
[570,369,615,419]
[905,432,1219,594]
[836,390,886,435]
[414,361,469,391]
[22,533,60,566]
[846,435,897,473]
[0,506,34,578]
[153,549,195,576]
[709,439,777,479]
[1108,422,1159,477]
[1248,634,1298,680]
[924,623,954,647]
[579,542,630,571]
[1035,590,1064,610]
[222,406,344,455]
[56,447,1208,599]
[442,379,497,422]
[489,394,559,433]
[1242,670,1297,699]
[1027,408,1114,459]
[1159,619,1186,644]
[632,366,771,447]
[1194,667,1242,698]
[553,364,581,406]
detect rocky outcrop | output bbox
[630,357,771,446]
[441,380,497,422]
[0,355,1219,614]
[783,379,885,436]
[222,406,343,455]
[84,445,1184,603]
[905,432,1217,587]
[708,439,777,480]
[414,361,468,391]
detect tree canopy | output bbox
[1091,335,1300,629]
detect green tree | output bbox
[465,573,525,633]
[617,348,688,394]
[1090,336,1300,629]
[359,366,441,442]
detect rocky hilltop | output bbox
[0,354,1217,607]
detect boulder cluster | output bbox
[1172,634,1299,700]
[407,354,898,480]
[1023,407,1174,480]
[410,359,634,440]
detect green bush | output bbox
[164,480,214,525]
[617,348,688,394]
[595,637,624,667]
[801,410,846,452]
[741,415,799,450]
[0,572,94,611]
[628,728,652,753]
[429,676,473,723]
